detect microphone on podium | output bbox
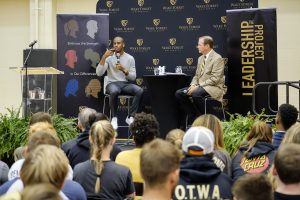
[116,53,120,64]
[29,40,37,47]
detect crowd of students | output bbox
[0,103,299,200]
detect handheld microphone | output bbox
[183,89,188,94]
[116,53,120,64]
[29,40,37,47]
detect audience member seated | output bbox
[232,174,273,200]
[165,129,185,150]
[13,147,25,162]
[232,121,275,181]
[66,107,97,168]
[1,124,85,200]
[268,123,300,191]
[7,122,68,181]
[21,183,61,200]
[192,114,232,176]
[115,112,159,195]
[28,111,53,126]
[140,139,181,200]
[0,145,69,200]
[272,144,300,200]
[88,112,122,161]
[73,120,135,200]
[273,103,298,149]
[0,160,9,186]
[173,127,232,200]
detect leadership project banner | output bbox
[57,14,109,117]
[227,8,277,115]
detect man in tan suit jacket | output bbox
[175,36,225,126]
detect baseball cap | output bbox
[182,126,215,156]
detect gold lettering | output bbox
[241,41,254,49]
[242,58,255,65]
[242,50,254,58]
[241,21,254,29]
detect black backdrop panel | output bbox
[227,8,278,115]
[95,0,258,136]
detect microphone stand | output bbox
[23,43,35,118]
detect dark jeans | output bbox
[106,81,143,117]
[175,86,210,125]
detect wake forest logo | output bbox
[186,17,193,25]
[106,1,113,8]
[170,0,177,6]
[114,19,134,33]
[231,0,254,9]
[146,18,167,32]
[138,0,144,7]
[119,97,127,108]
[121,20,128,27]
[213,16,227,31]
[137,39,143,46]
[186,58,193,65]
[162,38,184,52]
[221,16,227,24]
[153,19,160,26]
[169,38,176,46]
[129,38,151,53]
[98,0,119,13]
[180,57,197,73]
[179,17,200,31]
[131,0,152,13]
[153,58,160,66]
[136,78,143,86]
[196,0,219,11]
[163,0,184,12]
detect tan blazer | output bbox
[191,50,225,102]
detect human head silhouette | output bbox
[64,19,79,38]
[86,20,98,39]
[65,50,78,69]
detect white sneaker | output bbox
[125,116,134,125]
[111,117,118,130]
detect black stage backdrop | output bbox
[95,0,258,137]
[227,8,278,115]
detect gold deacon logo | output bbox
[121,20,128,27]
[186,58,194,65]
[136,78,143,86]
[153,18,160,26]
[136,39,143,46]
[138,0,144,7]
[152,58,160,65]
[204,0,210,4]
[186,17,194,25]
[119,97,127,106]
[223,57,228,65]
[169,38,177,46]
[106,1,113,8]
[221,16,227,24]
[170,0,177,6]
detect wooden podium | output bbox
[11,67,64,116]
